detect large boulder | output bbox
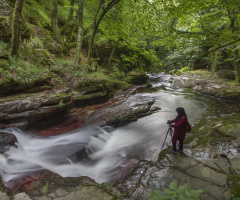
[217,69,235,79]
[0,0,10,16]
[126,71,149,85]
[0,0,30,42]
[86,94,160,127]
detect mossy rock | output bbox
[186,114,240,147]
[0,76,18,95]
[19,47,53,67]
[35,48,53,66]
[227,174,240,198]
[217,69,235,79]
[74,91,109,107]
[0,75,51,96]
[0,15,30,42]
[0,0,11,15]
[74,81,105,93]
[43,35,63,55]
[0,58,9,69]
[0,16,11,42]
[126,71,148,85]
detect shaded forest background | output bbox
[0,0,240,95]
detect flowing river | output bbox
[0,74,239,188]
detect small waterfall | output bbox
[85,127,113,155]
[0,125,152,186]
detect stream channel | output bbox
[0,74,239,189]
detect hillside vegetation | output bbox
[0,0,240,96]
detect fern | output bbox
[147,182,203,200]
[42,182,49,195]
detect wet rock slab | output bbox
[116,151,234,200]
[0,129,17,153]
[1,173,122,200]
[0,89,73,129]
[87,94,159,127]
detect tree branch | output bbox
[195,38,240,62]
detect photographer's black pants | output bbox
[172,140,183,152]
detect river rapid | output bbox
[0,74,239,188]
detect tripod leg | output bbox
[160,128,170,152]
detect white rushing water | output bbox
[1,74,224,186]
[0,125,154,185]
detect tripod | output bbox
[160,127,173,152]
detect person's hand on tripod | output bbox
[167,120,172,128]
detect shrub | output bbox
[9,57,50,86]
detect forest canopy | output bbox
[0,0,240,89]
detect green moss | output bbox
[157,148,171,162]
[0,59,9,69]
[227,174,240,198]
[183,69,212,78]
[0,41,10,58]
[24,0,52,27]
[125,71,148,85]
[19,38,53,67]
[188,114,240,147]
[196,135,209,146]
[0,16,11,42]
[184,135,196,144]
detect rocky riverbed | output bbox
[0,70,240,200]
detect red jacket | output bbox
[170,117,187,142]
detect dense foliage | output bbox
[1,0,240,92]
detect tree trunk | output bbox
[234,50,240,82]
[60,0,75,36]
[73,0,84,67]
[108,40,119,70]
[11,0,24,57]
[87,0,122,66]
[51,0,62,44]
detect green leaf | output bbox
[169,182,177,190]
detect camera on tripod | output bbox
[167,120,172,124]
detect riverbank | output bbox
[176,69,240,102]
[116,70,240,200]
[0,70,240,200]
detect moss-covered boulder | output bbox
[126,71,149,85]
[177,70,240,102]
[0,76,18,95]
[217,69,235,79]
[43,34,64,56]
[0,0,10,16]
[0,58,9,69]
[0,0,30,42]
[0,75,52,96]
[0,16,11,42]
[185,113,240,148]
[19,46,53,67]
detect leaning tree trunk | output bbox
[51,0,62,44]
[87,0,122,66]
[61,0,75,36]
[11,0,24,57]
[73,0,84,67]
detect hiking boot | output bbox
[169,149,176,154]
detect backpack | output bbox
[185,121,191,132]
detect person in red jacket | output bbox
[168,107,188,153]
